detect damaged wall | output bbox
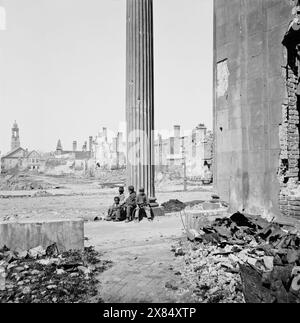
[214,0,297,219]
[279,14,300,218]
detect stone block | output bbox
[202,202,222,211]
[0,219,84,252]
[289,211,300,218]
[184,209,229,231]
[152,206,165,217]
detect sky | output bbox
[0,0,213,154]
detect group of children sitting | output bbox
[105,186,153,223]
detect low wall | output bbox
[184,209,229,231]
[0,219,84,252]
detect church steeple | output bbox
[56,139,63,155]
[11,121,20,151]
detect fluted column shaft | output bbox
[126,0,155,198]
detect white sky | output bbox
[0,0,213,154]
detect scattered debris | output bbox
[28,246,46,259]
[0,245,112,303]
[179,211,300,303]
[94,216,104,222]
[186,229,205,242]
[162,200,186,213]
[173,240,244,303]
[175,248,185,257]
[162,198,228,214]
[0,173,57,192]
[165,280,179,291]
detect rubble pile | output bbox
[161,199,186,213]
[0,245,111,303]
[162,199,228,214]
[185,201,228,212]
[183,212,300,303]
[172,242,244,303]
[0,174,54,191]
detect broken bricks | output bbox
[183,211,300,303]
[291,266,300,292]
[28,246,46,259]
[0,266,5,291]
[175,248,185,257]
[0,244,108,303]
[165,280,179,291]
[186,229,205,242]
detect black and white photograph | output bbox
[0,0,300,310]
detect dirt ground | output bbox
[85,215,193,303]
[0,175,213,222]
[0,174,215,303]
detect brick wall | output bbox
[279,58,300,218]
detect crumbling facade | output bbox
[214,0,300,220]
[49,138,93,174]
[154,124,213,180]
[55,138,93,160]
[93,128,126,170]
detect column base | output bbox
[149,197,165,217]
[151,206,165,217]
[149,197,159,208]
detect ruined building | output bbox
[93,127,126,170]
[50,127,126,174]
[214,0,300,220]
[54,138,92,159]
[154,124,213,180]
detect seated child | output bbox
[124,186,137,223]
[134,188,152,222]
[118,186,126,203]
[105,196,122,222]
[112,187,127,222]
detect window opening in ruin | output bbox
[281,6,300,185]
[281,159,289,184]
[204,160,210,170]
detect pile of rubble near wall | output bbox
[182,212,300,303]
[162,198,228,214]
[162,200,187,213]
[0,244,111,303]
[0,173,55,191]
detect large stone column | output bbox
[126,0,155,198]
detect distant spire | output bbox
[56,139,63,151]
[11,120,20,151]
